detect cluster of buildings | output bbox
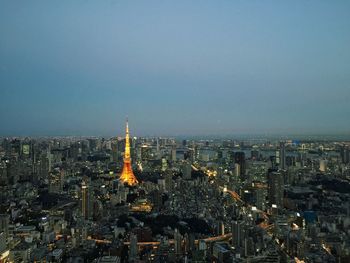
[0,121,349,262]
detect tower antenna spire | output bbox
[119,118,138,186]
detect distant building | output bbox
[234,152,246,178]
[171,147,177,162]
[251,150,259,160]
[0,214,9,242]
[340,145,349,164]
[231,220,244,248]
[279,142,286,170]
[267,169,284,209]
[174,228,182,255]
[49,168,64,193]
[213,242,231,263]
[97,256,120,263]
[319,159,327,172]
[181,161,192,180]
[0,232,6,254]
[129,233,138,261]
[111,142,118,162]
[161,158,168,171]
[81,179,93,220]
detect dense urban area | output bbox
[0,122,349,263]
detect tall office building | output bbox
[171,147,177,162]
[279,142,286,170]
[267,169,284,209]
[235,163,241,178]
[231,220,244,248]
[234,152,246,178]
[119,120,138,186]
[181,161,192,180]
[0,214,9,244]
[255,188,265,211]
[340,145,350,164]
[156,138,160,152]
[81,179,92,220]
[47,146,52,173]
[111,142,118,162]
[174,228,182,255]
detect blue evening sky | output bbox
[0,1,349,136]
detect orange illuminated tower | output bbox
[119,119,138,186]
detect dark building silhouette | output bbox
[234,152,246,178]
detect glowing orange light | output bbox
[119,119,138,186]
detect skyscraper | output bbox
[171,147,177,162]
[81,178,94,220]
[119,120,138,186]
[81,179,92,220]
[234,152,246,179]
[267,169,284,209]
[111,142,118,162]
[231,220,244,248]
[279,142,286,170]
[340,145,350,164]
[174,228,182,255]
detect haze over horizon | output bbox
[1,1,350,137]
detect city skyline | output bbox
[1,2,350,261]
[1,1,350,136]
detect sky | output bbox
[0,1,349,137]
